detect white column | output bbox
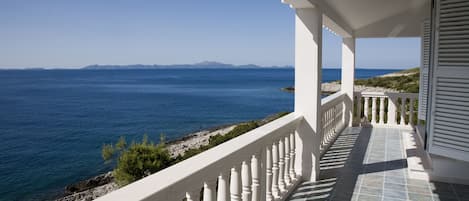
[341,37,356,127]
[294,7,323,182]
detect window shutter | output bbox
[428,0,469,162]
[419,20,431,120]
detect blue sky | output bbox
[0,0,420,69]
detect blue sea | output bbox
[0,68,397,201]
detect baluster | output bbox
[379,97,385,124]
[289,133,296,180]
[371,97,377,124]
[230,166,241,201]
[186,189,201,201]
[251,154,260,201]
[409,98,414,125]
[265,145,274,201]
[203,180,216,201]
[284,136,291,186]
[271,142,280,198]
[356,95,362,122]
[364,97,369,122]
[388,96,397,125]
[278,140,286,192]
[241,161,251,201]
[400,97,406,126]
[217,172,229,201]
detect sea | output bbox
[0,68,397,201]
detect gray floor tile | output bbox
[383,189,408,200]
[407,192,433,201]
[357,194,382,201]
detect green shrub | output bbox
[103,135,172,186]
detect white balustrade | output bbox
[354,92,419,127]
[320,92,347,156]
[95,113,303,201]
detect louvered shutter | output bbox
[428,0,469,162]
[419,20,431,120]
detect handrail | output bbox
[96,113,303,201]
[321,91,345,109]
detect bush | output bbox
[102,135,172,186]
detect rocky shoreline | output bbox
[281,81,399,94]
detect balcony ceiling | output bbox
[285,0,432,38]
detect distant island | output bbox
[82,61,292,70]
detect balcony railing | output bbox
[353,92,419,127]
[96,112,303,201]
[320,92,346,156]
[93,91,357,201]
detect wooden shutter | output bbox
[419,20,431,120]
[428,0,469,162]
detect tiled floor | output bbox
[287,127,469,201]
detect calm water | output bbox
[0,68,396,201]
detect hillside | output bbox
[355,67,419,93]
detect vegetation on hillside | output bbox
[102,112,289,186]
[355,67,420,93]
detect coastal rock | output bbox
[64,172,114,195]
[56,182,118,201]
[167,125,236,157]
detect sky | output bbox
[0,0,420,69]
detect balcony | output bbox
[94,91,469,201]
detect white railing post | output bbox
[241,161,251,201]
[400,97,406,126]
[388,95,397,125]
[265,145,273,201]
[284,136,291,186]
[289,132,296,180]
[364,97,369,123]
[186,189,201,201]
[203,180,216,201]
[251,154,260,201]
[379,97,385,124]
[217,172,229,201]
[372,97,377,123]
[271,142,280,198]
[278,140,286,192]
[230,166,241,201]
[409,98,415,125]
